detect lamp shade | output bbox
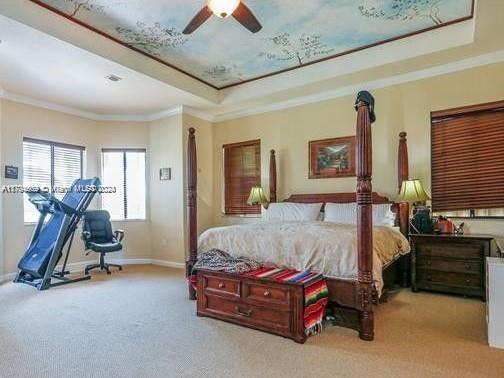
[398,179,430,203]
[247,186,269,208]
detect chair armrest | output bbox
[81,231,91,242]
[114,229,125,242]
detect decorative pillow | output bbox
[263,202,323,222]
[323,202,395,226]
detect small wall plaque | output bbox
[5,165,18,179]
[160,168,171,181]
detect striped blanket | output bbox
[245,267,329,336]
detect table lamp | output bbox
[398,179,431,234]
[247,186,269,209]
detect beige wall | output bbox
[211,62,504,236]
[0,100,151,274]
[149,114,185,264]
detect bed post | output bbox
[398,132,409,236]
[398,131,410,287]
[187,128,197,300]
[269,149,277,203]
[355,91,375,341]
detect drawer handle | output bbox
[235,306,252,317]
[465,279,471,284]
[263,291,271,297]
[218,282,225,289]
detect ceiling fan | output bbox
[183,0,262,34]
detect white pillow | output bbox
[373,204,396,226]
[323,202,396,226]
[324,203,356,224]
[263,202,323,222]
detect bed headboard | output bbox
[283,192,392,206]
[269,131,409,235]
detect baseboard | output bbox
[0,258,185,284]
[150,259,185,269]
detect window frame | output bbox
[23,137,84,224]
[430,100,504,219]
[101,148,147,221]
[222,139,261,217]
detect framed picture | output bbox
[309,136,356,179]
[4,165,19,179]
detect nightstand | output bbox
[410,234,497,300]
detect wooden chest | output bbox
[197,270,321,343]
[410,234,496,300]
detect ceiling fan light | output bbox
[208,0,240,18]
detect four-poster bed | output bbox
[186,92,410,341]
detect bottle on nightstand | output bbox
[487,257,504,349]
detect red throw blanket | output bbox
[246,267,329,337]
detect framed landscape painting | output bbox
[309,136,356,179]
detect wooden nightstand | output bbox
[410,234,497,300]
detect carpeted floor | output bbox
[0,265,503,378]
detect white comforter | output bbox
[198,221,411,295]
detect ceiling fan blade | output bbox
[232,2,262,33]
[183,6,213,34]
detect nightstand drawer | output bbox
[417,243,482,260]
[417,258,481,275]
[417,269,481,289]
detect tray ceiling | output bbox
[31,0,474,89]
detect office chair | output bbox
[82,210,124,275]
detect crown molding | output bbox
[1,49,503,124]
[212,49,504,122]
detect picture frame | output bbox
[4,165,19,179]
[309,136,356,179]
[159,168,171,181]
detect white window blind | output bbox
[102,149,146,220]
[23,138,84,223]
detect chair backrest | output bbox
[83,210,114,244]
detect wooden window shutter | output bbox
[223,140,261,215]
[431,101,504,212]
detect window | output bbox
[431,100,504,218]
[23,138,84,223]
[223,140,261,215]
[101,149,146,220]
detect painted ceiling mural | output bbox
[33,0,474,89]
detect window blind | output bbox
[101,149,146,220]
[223,140,261,215]
[431,101,504,212]
[23,138,84,222]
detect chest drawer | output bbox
[417,269,481,289]
[417,242,482,260]
[202,275,241,298]
[243,280,290,309]
[203,294,291,334]
[417,258,481,275]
